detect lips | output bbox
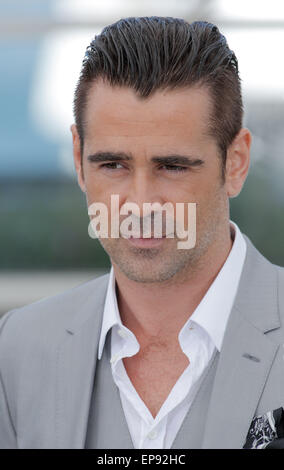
[129,234,167,239]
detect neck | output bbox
[113,223,233,346]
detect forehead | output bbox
[83,79,213,141]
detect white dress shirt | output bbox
[98,221,247,448]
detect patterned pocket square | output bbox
[243,407,284,449]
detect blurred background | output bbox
[0,0,284,315]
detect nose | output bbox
[122,168,164,217]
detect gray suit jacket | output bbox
[0,234,284,449]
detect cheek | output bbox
[188,175,226,221]
[84,172,112,202]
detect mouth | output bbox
[126,234,168,248]
[129,233,167,238]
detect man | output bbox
[0,17,284,450]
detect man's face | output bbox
[72,80,238,283]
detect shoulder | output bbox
[275,263,284,312]
[275,263,284,278]
[0,272,110,357]
[244,233,284,317]
[243,233,284,276]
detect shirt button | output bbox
[118,328,128,338]
[147,429,158,440]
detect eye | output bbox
[100,162,124,170]
[160,165,188,172]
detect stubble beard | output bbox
[98,194,227,285]
[99,235,196,283]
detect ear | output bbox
[70,124,86,193]
[225,128,252,198]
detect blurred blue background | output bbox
[0,0,283,313]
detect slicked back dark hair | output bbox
[73,16,243,177]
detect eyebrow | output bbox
[87,151,204,167]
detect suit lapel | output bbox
[202,308,279,448]
[202,236,280,448]
[55,274,109,449]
